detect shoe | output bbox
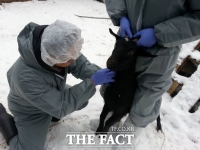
[0,103,18,145]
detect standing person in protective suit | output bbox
[0,20,116,150]
[94,0,200,149]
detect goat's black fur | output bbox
[96,29,162,135]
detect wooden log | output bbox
[167,79,179,94]
[189,99,200,113]
[188,57,200,64]
[176,56,198,77]
[167,79,183,97]
[176,56,189,71]
[169,41,200,97]
[194,41,200,51]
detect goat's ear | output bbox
[109,28,121,40]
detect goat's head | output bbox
[107,29,157,71]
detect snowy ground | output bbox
[0,0,200,150]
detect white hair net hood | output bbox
[41,20,84,66]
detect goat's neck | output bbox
[115,63,136,85]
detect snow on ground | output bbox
[0,0,200,150]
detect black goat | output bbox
[96,29,162,135]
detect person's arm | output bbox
[15,63,115,119]
[105,0,127,26]
[154,0,200,47]
[68,53,101,80]
[15,73,96,119]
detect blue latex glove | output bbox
[91,68,116,86]
[120,17,133,38]
[133,28,157,47]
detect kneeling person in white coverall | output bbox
[0,20,116,150]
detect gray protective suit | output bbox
[104,0,200,127]
[7,22,100,150]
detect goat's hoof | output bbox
[99,132,107,135]
[97,132,107,138]
[95,132,102,138]
[95,127,103,135]
[156,127,163,132]
[95,131,102,135]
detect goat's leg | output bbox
[95,104,110,135]
[101,113,124,134]
[156,115,162,132]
